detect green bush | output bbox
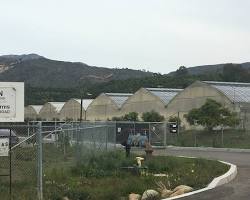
[6,147,230,200]
[142,110,164,122]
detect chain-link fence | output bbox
[0,121,117,200]
[1,121,250,199]
[0,124,38,200]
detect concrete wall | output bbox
[165,81,236,129]
[39,103,60,121]
[60,99,84,121]
[121,88,166,119]
[86,94,120,121]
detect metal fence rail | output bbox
[0,121,248,199]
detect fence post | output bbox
[114,121,117,149]
[164,122,167,148]
[105,125,108,151]
[148,123,151,144]
[221,127,224,147]
[194,132,197,147]
[37,122,43,200]
[27,121,30,137]
[76,124,81,163]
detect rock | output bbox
[170,185,193,197]
[129,193,141,200]
[155,181,173,198]
[161,189,173,198]
[173,185,193,193]
[62,197,70,200]
[141,189,160,200]
[169,188,185,197]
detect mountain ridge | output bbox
[0,54,153,88]
[1,54,250,90]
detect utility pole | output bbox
[80,98,83,122]
[37,122,43,200]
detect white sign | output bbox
[117,127,121,133]
[0,82,24,122]
[0,138,9,156]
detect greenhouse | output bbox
[121,88,183,119]
[166,81,250,129]
[60,98,93,121]
[24,105,43,120]
[39,102,65,121]
[86,93,132,121]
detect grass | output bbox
[43,149,228,200]
[167,129,250,149]
[0,145,229,200]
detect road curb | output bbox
[162,158,237,200]
[164,146,250,153]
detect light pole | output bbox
[79,92,92,122]
[80,99,83,123]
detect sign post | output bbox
[0,138,9,156]
[0,82,24,200]
[0,82,24,122]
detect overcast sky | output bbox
[1,0,250,73]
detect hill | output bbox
[1,54,250,105]
[169,62,250,76]
[0,54,153,88]
[26,62,250,105]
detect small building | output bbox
[24,105,43,120]
[60,98,93,121]
[165,81,250,129]
[39,102,65,121]
[121,88,183,119]
[86,93,133,121]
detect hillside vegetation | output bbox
[1,54,250,105]
[0,54,153,88]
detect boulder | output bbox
[170,185,193,197]
[141,189,160,200]
[129,193,141,200]
[161,189,173,198]
[173,185,193,193]
[155,181,173,198]
[169,188,185,197]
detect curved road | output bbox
[136,148,250,200]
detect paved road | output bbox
[136,148,250,200]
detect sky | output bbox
[1,0,250,74]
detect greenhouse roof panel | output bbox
[48,102,65,113]
[74,99,94,110]
[146,88,183,104]
[30,105,43,114]
[203,81,250,103]
[105,93,133,108]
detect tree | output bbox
[112,112,139,121]
[123,112,139,121]
[111,116,124,121]
[142,111,164,122]
[175,66,188,77]
[184,108,200,126]
[222,63,249,82]
[168,116,181,124]
[184,99,239,131]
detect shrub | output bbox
[142,110,164,122]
